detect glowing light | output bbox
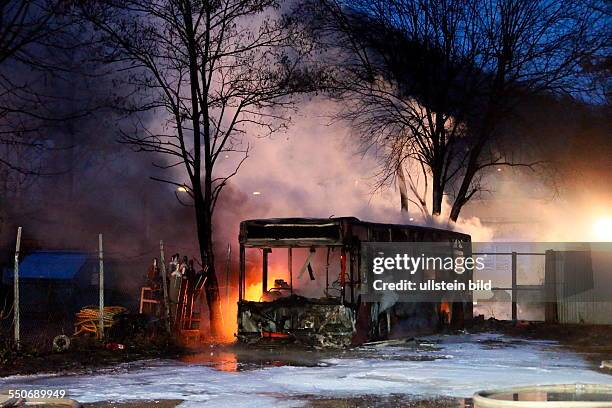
[181,351,238,372]
[244,283,262,301]
[593,217,612,241]
[252,191,261,195]
[177,186,188,192]
[496,168,502,172]
[409,217,415,222]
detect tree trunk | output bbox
[449,127,489,222]
[396,165,409,213]
[448,197,464,223]
[432,186,443,217]
[431,165,443,217]
[181,2,222,338]
[449,156,479,222]
[202,251,222,337]
[194,189,222,336]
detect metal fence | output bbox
[473,251,546,321]
[0,227,208,351]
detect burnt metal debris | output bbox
[237,217,473,348]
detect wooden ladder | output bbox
[139,286,161,314]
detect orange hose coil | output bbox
[74,306,128,337]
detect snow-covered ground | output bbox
[1,333,610,407]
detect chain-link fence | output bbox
[0,231,222,352]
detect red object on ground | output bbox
[105,342,125,350]
[261,331,291,338]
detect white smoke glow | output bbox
[213,97,494,241]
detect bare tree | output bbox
[1,0,61,176]
[79,0,313,334]
[0,0,89,233]
[299,0,609,222]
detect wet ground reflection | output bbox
[178,346,343,372]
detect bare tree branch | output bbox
[297,0,609,222]
[79,0,317,335]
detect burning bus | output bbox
[237,217,473,347]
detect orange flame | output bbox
[244,282,263,301]
[439,302,451,324]
[216,263,289,342]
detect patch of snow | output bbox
[1,333,610,407]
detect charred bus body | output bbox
[237,217,472,347]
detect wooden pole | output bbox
[14,227,22,350]
[98,234,104,339]
[159,240,171,334]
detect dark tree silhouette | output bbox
[0,0,68,176]
[79,0,314,335]
[299,0,609,222]
[0,0,90,234]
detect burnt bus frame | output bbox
[237,217,472,342]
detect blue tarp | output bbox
[3,251,88,282]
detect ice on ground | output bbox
[1,333,610,407]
